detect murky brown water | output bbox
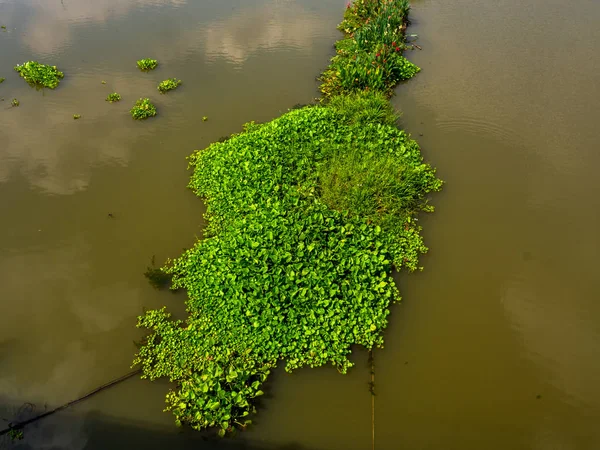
[1,0,599,449]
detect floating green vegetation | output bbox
[0,77,5,84]
[11,98,19,107]
[1,25,6,31]
[101,80,107,84]
[73,114,81,120]
[130,98,157,120]
[319,0,419,98]
[202,116,208,121]
[14,61,64,89]
[158,78,182,93]
[137,58,158,71]
[134,93,441,434]
[133,0,439,437]
[106,92,121,103]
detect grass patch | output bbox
[130,98,157,120]
[319,0,419,98]
[14,61,64,89]
[158,78,182,93]
[137,58,158,71]
[106,92,121,103]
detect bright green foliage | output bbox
[130,98,157,120]
[14,61,64,89]
[0,77,5,83]
[11,98,19,107]
[106,92,121,103]
[73,114,81,120]
[134,0,439,436]
[158,78,182,93]
[137,58,158,71]
[319,0,419,98]
[134,98,441,433]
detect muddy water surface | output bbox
[1,0,599,449]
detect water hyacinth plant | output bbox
[137,58,158,71]
[157,78,182,93]
[14,61,65,89]
[133,0,439,437]
[130,98,157,120]
[106,92,121,103]
[319,0,419,98]
[0,77,5,83]
[134,94,441,434]
[11,98,19,107]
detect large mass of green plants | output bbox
[134,0,440,436]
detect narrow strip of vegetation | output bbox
[137,58,158,71]
[134,0,440,436]
[319,0,419,98]
[14,61,64,89]
[130,98,157,120]
[158,78,182,93]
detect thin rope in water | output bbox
[0,369,141,436]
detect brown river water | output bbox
[1,0,599,449]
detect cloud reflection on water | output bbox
[0,0,335,195]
